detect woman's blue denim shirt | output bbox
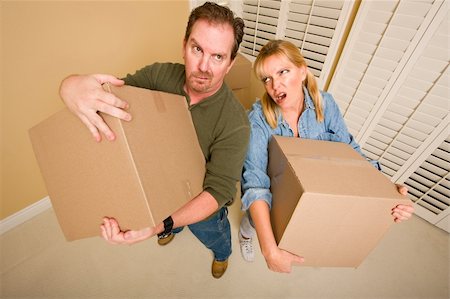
[240,87,381,211]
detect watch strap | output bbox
[157,216,174,239]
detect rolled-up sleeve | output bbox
[241,114,273,211]
[203,124,250,207]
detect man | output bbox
[59,2,250,279]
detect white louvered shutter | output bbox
[240,0,281,56]
[285,0,349,80]
[328,0,449,231]
[405,137,450,231]
[240,0,355,88]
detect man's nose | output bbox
[198,56,209,72]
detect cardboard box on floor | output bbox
[268,136,412,267]
[225,53,254,109]
[29,85,205,241]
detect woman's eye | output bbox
[280,69,289,75]
[262,77,271,84]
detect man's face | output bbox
[183,19,235,98]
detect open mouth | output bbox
[275,92,286,102]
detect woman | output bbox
[239,40,414,273]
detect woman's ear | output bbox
[300,65,307,82]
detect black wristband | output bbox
[157,216,174,239]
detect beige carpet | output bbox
[1,201,448,299]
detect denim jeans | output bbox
[172,207,231,261]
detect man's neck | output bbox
[184,84,222,106]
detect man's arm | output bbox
[101,191,218,245]
[59,74,131,141]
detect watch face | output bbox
[157,232,171,239]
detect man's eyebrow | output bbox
[190,38,199,46]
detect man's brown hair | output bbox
[185,2,244,61]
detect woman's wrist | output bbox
[261,241,279,259]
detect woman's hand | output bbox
[263,247,304,273]
[393,184,414,223]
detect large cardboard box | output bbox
[29,85,205,241]
[225,53,251,90]
[268,136,411,267]
[225,53,254,109]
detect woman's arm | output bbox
[249,200,304,273]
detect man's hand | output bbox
[393,184,414,223]
[59,74,131,142]
[100,217,155,245]
[263,247,304,273]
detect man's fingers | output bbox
[86,111,116,141]
[96,94,132,121]
[110,218,121,237]
[79,114,102,142]
[100,224,108,240]
[98,91,130,113]
[93,74,125,86]
[100,217,154,245]
[292,255,305,265]
[101,218,113,240]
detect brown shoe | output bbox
[157,232,175,246]
[212,258,228,279]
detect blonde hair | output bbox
[254,40,324,128]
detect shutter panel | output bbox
[240,0,355,88]
[405,137,450,232]
[328,0,449,231]
[285,0,346,79]
[241,0,281,56]
[329,0,441,137]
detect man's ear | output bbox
[225,57,236,75]
[182,39,187,59]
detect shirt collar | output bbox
[303,85,316,110]
[277,86,316,126]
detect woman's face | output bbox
[260,54,307,109]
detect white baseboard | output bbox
[0,197,52,235]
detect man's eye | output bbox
[193,46,202,53]
[214,54,223,61]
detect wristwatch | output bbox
[157,216,174,239]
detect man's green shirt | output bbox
[123,62,250,208]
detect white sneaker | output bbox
[239,232,255,262]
